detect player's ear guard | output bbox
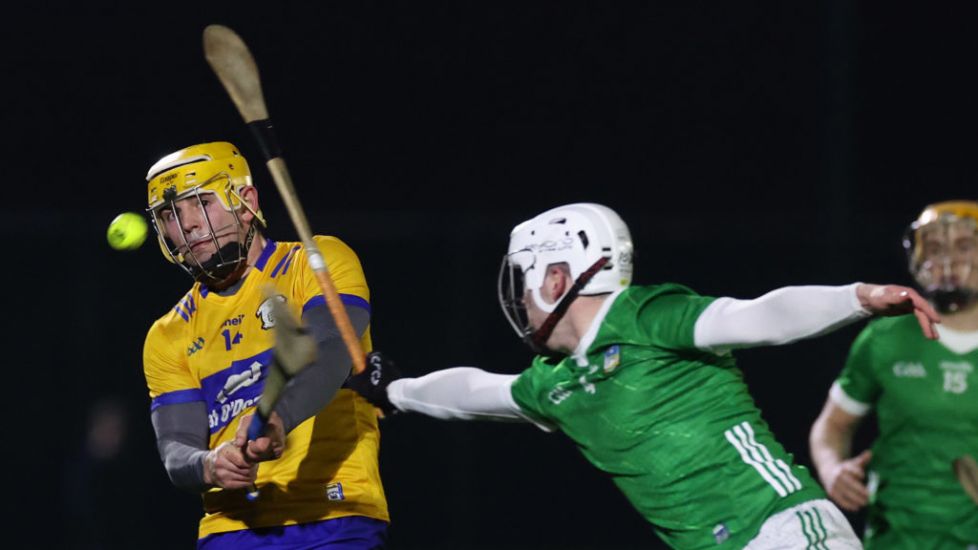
[344,350,402,416]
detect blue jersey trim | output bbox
[302,293,371,314]
[150,388,205,411]
[173,293,198,322]
[271,246,301,278]
[280,249,299,276]
[254,239,278,272]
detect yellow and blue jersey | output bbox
[143,236,389,539]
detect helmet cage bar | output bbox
[149,172,242,212]
[498,251,611,354]
[498,251,533,341]
[149,182,248,283]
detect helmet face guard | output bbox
[145,142,265,287]
[149,177,256,286]
[499,251,610,354]
[498,203,633,353]
[499,251,531,341]
[903,201,978,314]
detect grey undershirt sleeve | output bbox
[151,401,210,492]
[273,304,370,433]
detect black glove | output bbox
[345,350,403,416]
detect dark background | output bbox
[6,2,976,548]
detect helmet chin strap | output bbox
[190,223,258,289]
[527,257,609,354]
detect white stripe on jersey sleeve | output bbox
[828,381,871,417]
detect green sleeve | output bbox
[836,324,881,405]
[630,287,717,351]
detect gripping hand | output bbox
[345,351,403,416]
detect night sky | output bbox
[8,2,978,548]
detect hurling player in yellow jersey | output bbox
[141,142,389,549]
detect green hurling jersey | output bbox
[836,316,978,546]
[511,284,824,549]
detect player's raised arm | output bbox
[692,283,940,353]
[346,352,543,425]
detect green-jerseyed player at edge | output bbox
[347,203,940,549]
[810,200,978,549]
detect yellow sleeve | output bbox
[293,235,373,354]
[143,317,203,409]
[294,235,370,311]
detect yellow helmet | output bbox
[145,142,266,284]
[913,200,978,227]
[903,200,978,313]
[147,141,259,214]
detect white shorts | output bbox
[743,499,862,549]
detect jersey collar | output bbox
[935,323,978,354]
[254,238,278,271]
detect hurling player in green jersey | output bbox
[349,203,939,549]
[810,200,978,549]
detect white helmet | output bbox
[498,203,634,350]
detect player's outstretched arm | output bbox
[347,351,531,422]
[693,283,939,352]
[809,398,871,512]
[344,350,403,415]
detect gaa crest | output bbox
[256,294,287,330]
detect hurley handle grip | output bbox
[247,411,269,442]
